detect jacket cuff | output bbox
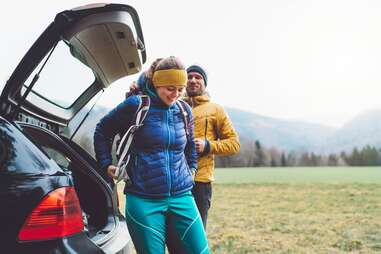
[101,160,112,171]
[199,139,211,157]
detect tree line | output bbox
[75,129,381,168]
[215,139,381,167]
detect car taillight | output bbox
[18,187,84,241]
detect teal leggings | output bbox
[125,192,209,254]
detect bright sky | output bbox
[2,0,381,127]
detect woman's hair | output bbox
[155,56,185,71]
[145,56,185,79]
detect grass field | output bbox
[214,167,381,184]
[118,167,381,253]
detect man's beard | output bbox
[186,88,204,97]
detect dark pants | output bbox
[166,182,212,253]
[192,181,212,229]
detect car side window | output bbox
[41,146,70,169]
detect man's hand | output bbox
[125,81,139,98]
[130,81,138,91]
[195,138,206,154]
[191,169,196,181]
[107,165,118,179]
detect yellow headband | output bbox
[152,69,187,88]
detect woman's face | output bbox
[156,86,185,106]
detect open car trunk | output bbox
[18,122,128,249]
[0,3,145,129]
[0,3,145,253]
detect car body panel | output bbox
[0,117,74,250]
[14,233,105,254]
[0,117,63,176]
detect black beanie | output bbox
[186,65,208,87]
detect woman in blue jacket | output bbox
[94,56,209,254]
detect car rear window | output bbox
[23,41,95,109]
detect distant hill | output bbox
[227,107,381,154]
[69,103,381,155]
[226,107,336,152]
[68,105,110,156]
[322,109,381,153]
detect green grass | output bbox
[118,167,381,253]
[208,183,381,253]
[214,167,381,184]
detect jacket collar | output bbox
[184,94,210,108]
[149,94,178,109]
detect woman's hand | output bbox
[107,165,118,179]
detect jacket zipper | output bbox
[204,118,208,139]
[165,109,171,195]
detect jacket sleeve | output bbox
[209,106,240,156]
[184,104,198,171]
[93,96,139,170]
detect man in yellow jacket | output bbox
[184,65,240,228]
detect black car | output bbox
[0,3,146,253]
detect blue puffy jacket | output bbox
[94,92,197,197]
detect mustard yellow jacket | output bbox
[184,95,240,182]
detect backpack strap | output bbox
[176,99,190,140]
[115,95,150,183]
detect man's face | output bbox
[186,72,205,97]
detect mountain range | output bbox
[70,104,381,155]
[226,107,381,154]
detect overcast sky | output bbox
[2,0,381,127]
